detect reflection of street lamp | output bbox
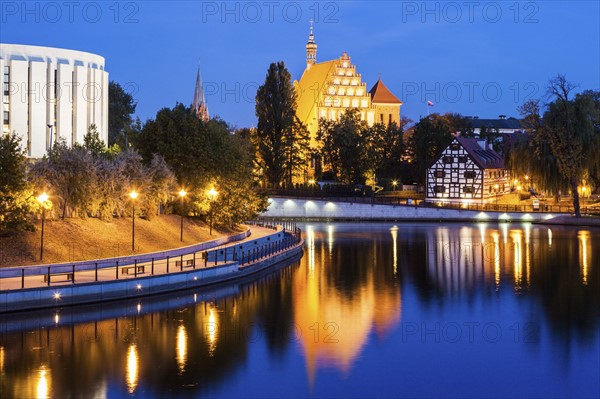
[207,188,218,236]
[392,180,398,192]
[129,191,138,252]
[37,192,49,261]
[517,185,522,192]
[179,189,187,242]
[308,179,315,186]
[494,184,499,204]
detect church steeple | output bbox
[306,20,317,69]
[192,61,209,121]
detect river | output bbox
[1,222,598,398]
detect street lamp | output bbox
[179,189,187,241]
[392,180,398,192]
[207,188,218,236]
[129,190,138,252]
[37,192,49,261]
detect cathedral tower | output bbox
[306,21,317,69]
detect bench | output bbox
[121,265,146,275]
[43,272,73,283]
[175,259,195,268]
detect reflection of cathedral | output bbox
[293,225,402,384]
[294,24,403,145]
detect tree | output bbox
[282,117,311,186]
[30,140,98,219]
[407,114,454,184]
[254,62,298,188]
[108,81,137,146]
[0,133,39,232]
[517,76,600,217]
[369,121,406,180]
[135,103,266,226]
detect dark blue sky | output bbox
[2,1,599,127]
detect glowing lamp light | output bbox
[136,284,142,290]
[207,188,218,200]
[53,292,61,300]
[129,191,139,200]
[179,189,187,198]
[37,192,49,203]
[308,179,315,185]
[516,185,522,191]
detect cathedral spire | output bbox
[306,20,317,69]
[192,61,209,121]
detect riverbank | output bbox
[261,197,600,226]
[0,224,303,313]
[0,215,237,268]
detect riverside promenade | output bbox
[0,222,303,313]
[261,197,586,224]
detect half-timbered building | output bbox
[426,137,510,204]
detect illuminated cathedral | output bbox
[294,23,403,145]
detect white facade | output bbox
[1,44,108,158]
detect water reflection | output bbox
[293,226,402,384]
[176,325,188,373]
[126,344,138,393]
[0,223,597,398]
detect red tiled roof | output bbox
[369,79,402,104]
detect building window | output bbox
[443,156,453,164]
[464,171,476,179]
[458,156,468,163]
[434,185,445,193]
[388,114,392,124]
[380,114,384,123]
[463,186,474,194]
[450,144,460,150]
[434,170,445,178]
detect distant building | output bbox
[1,44,109,158]
[294,23,403,145]
[426,137,510,204]
[192,63,209,121]
[466,115,523,136]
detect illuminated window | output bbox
[464,171,476,179]
[443,156,453,164]
[458,156,468,163]
[435,170,445,178]
[434,185,446,193]
[463,186,474,193]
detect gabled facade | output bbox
[426,137,510,204]
[294,25,403,146]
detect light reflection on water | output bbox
[0,223,597,398]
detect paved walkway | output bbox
[0,226,278,292]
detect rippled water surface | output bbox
[1,222,598,398]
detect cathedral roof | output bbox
[368,79,402,104]
[294,60,337,127]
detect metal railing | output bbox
[0,224,303,291]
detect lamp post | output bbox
[179,189,187,241]
[392,180,398,192]
[207,188,218,236]
[37,192,49,261]
[129,191,138,252]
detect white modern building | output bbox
[1,44,108,158]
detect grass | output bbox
[0,215,240,268]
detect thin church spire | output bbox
[192,61,209,121]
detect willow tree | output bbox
[516,76,600,217]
